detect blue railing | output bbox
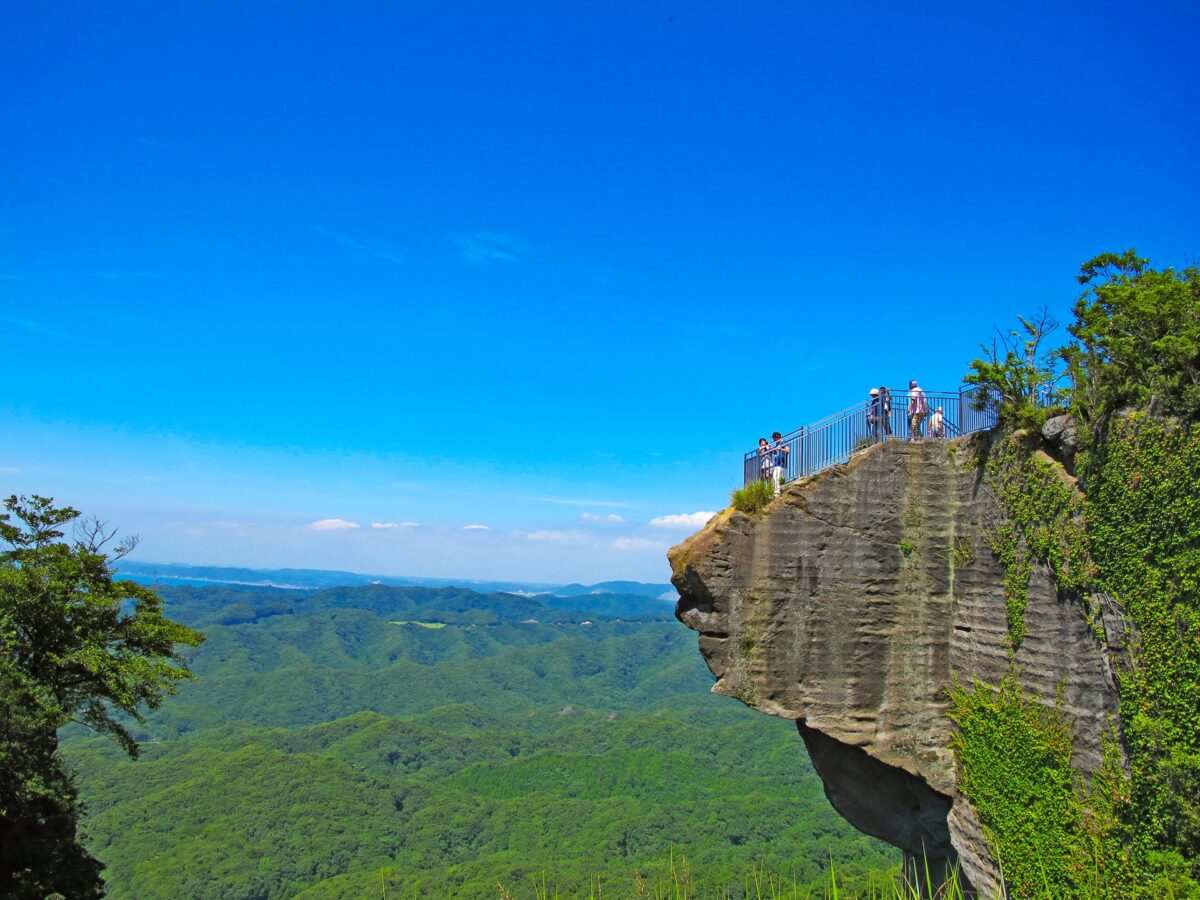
[744,385,999,486]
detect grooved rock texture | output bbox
[670,439,1119,895]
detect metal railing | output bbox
[744,385,999,486]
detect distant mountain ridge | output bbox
[553,580,676,599]
[116,560,676,599]
[151,582,678,630]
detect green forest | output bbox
[61,582,898,898]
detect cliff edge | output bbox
[670,437,1120,894]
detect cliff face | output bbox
[670,439,1120,894]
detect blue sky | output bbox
[2,1,1197,583]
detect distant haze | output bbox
[117,560,677,601]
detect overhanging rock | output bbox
[670,439,1119,895]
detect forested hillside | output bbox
[65,584,897,898]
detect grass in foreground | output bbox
[497,854,971,900]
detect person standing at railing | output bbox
[757,437,772,483]
[929,406,946,438]
[867,388,892,439]
[768,431,790,496]
[867,389,881,436]
[908,380,928,440]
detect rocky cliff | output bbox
[670,437,1120,895]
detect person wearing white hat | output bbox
[867,387,893,439]
[866,388,882,437]
[929,406,946,439]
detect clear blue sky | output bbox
[2,1,1197,582]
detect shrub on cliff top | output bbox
[730,479,774,514]
[965,307,1068,430]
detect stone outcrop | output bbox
[670,438,1119,895]
[1041,414,1080,471]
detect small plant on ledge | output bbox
[731,479,774,513]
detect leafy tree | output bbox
[0,495,203,898]
[1065,249,1200,426]
[964,306,1067,428]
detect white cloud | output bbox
[2,316,80,342]
[540,496,630,508]
[0,466,20,474]
[308,518,361,531]
[613,536,667,552]
[462,524,491,531]
[649,511,716,529]
[314,225,407,265]
[580,512,624,523]
[371,521,420,529]
[527,530,586,543]
[453,230,534,266]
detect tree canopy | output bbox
[1067,249,1200,425]
[965,250,1200,432]
[0,495,203,898]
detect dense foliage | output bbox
[0,496,203,898]
[1067,250,1200,426]
[64,583,897,898]
[1087,417,1200,871]
[948,674,1131,897]
[953,252,1200,896]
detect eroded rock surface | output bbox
[670,439,1119,895]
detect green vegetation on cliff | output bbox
[952,252,1200,896]
[948,674,1132,897]
[1089,416,1200,872]
[982,433,1093,648]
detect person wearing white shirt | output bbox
[929,406,945,438]
[908,380,928,439]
